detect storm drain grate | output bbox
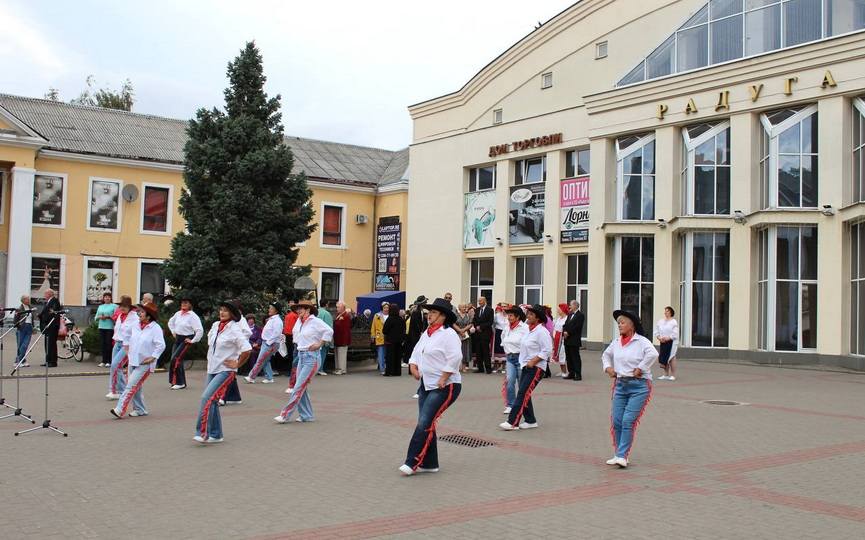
[701,400,746,406]
[439,434,498,448]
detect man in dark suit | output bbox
[39,289,61,367]
[562,300,585,380]
[472,296,494,374]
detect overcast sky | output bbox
[0,1,573,150]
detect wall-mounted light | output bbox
[821,204,835,216]
[495,237,503,246]
[733,210,747,225]
[544,234,554,243]
[657,219,667,229]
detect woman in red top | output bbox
[332,301,353,375]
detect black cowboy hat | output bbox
[290,301,319,316]
[414,294,428,305]
[135,303,159,322]
[502,304,526,322]
[526,304,548,324]
[218,300,243,322]
[177,293,194,304]
[269,301,284,315]
[612,309,646,337]
[420,298,457,327]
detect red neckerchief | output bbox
[427,323,443,336]
[621,332,634,346]
[218,320,229,333]
[509,320,520,331]
[529,323,540,332]
[139,321,149,330]
[119,312,129,323]
[180,309,189,315]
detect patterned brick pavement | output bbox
[1,345,863,539]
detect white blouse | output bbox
[654,318,679,341]
[206,320,253,375]
[127,321,165,372]
[410,326,463,391]
[601,334,658,380]
[500,322,528,355]
[518,323,553,370]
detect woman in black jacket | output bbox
[382,303,405,376]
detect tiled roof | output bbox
[0,94,408,185]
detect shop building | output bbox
[406,0,865,370]
[0,94,407,317]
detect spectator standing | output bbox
[95,293,118,367]
[383,302,405,376]
[370,302,389,375]
[471,296,494,374]
[562,300,585,380]
[453,303,472,374]
[315,300,333,375]
[13,295,36,367]
[39,289,61,367]
[332,301,352,375]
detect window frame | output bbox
[541,72,553,89]
[319,202,347,249]
[515,156,547,186]
[566,253,589,339]
[679,231,730,348]
[137,258,167,303]
[613,236,654,334]
[851,220,865,355]
[0,169,7,226]
[469,258,494,306]
[616,133,656,221]
[682,121,732,216]
[31,253,66,305]
[853,97,865,203]
[468,165,497,192]
[318,267,345,305]
[139,182,173,236]
[759,104,819,209]
[514,256,543,305]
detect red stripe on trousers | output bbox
[249,344,276,379]
[118,369,151,416]
[170,341,192,386]
[111,356,127,394]
[413,383,455,471]
[278,360,318,418]
[510,367,543,427]
[625,379,652,459]
[198,372,236,439]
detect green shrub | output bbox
[81,323,101,355]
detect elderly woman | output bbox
[194,301,251,443]
[111,303,164,418]
[245,302,282,384]
[106,296,136,399]
[453,303,472,374]
[500,304,552,431]
[602,310,658,468]
[500,304,528,415]
[332,301,353,375]
[274,301,333,423]
[95,293,118,368]
[399,298,462,476]
[654,306,679,381]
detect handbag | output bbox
[278,337,288,357]
[56,316,69,339]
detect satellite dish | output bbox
[121,184,139,202]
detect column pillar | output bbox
[6,167,35,306]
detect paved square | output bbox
[1,345,864,539]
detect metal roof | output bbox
[0,94,408,185]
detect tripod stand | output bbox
[15,315,67,436]
[0,310,35,425]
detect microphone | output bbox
[55,309,69,314]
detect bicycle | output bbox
[57,314,84,362]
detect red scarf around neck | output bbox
[427,323,443,336]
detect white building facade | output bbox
[407,0,865,370]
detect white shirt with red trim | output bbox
[115,309,140,344]
[168,310,204,342]
[601,334,658,380]
[127,321,165,372]
[292,315,334,351]
[261,314,283,346]
[519,323,552,370]
[409,326,463,391]
[206,320,253,375]
[500,321,528,355]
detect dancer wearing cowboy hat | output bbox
[274,301,332,423]
[167,294,204,389]
[106,296,135,399]
[245,301,283,384]
[194,300,252,443]
[399,298,462,476]
[499,304,552,431]
[499,304,528,415]
[602,309,658,468]
[111,303,165,418]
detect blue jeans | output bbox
[114,365,151,416]
[196,371,235,439]
[109,341,127,394]
[377,344,386,372]
[248,342,277,381]
[611,378,652,459]
[506,366,543,426]
[504,353,520,407]
[15,324,32,363]
[278,350,319,421]
[404,380,461,471]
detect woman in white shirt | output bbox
[499,304,528,415]
[106,296,135,399]
[245,302,282,384]
[499,304,552,431]
[111,303,165,418]
[194,301,251,443]
[653,306,679,381]
[601,310,658,468]
[399,298,462,476]
[166,294,204,390]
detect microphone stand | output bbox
[15,315,66,436]
[0,309,35,425]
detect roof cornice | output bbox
[37,149,184,173]
[307,179,376,194]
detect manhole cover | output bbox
[701,400,745,406]
[439,434,497,448]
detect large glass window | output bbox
[515,157,546,185]
[142,186,169,232]
[617,133,655,221]
[853,98,865,202]
[470,259,494,306]
[565,149,590,178]
[851,221,865,355]
[515,256,543,305]
[566,254,589,338]
[469,165,496,192]
[618,0,865,86]
[760,105,818,209]
[758,226,818,351]
[616,236,654,323]
[140,262,167,300]
[680,232,730,347]
[682,122,731,215]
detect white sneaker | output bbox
[401,363,408,368]
[502,407,512,414]
[295,417,313,422]
[658,375,669,380]
[224,400,242,405]
[193,435,206,443]
[244,376,255,383]
[612,457,628,468]
[316,371,327,376]
[129,411,147,417]
[519,422,538,429]
[204,437,224,443]
[499,422,519,431]
[262,379,274,384]
[105,393,121,399]
[285,387,294,394]
[668,376,676,381]
[398,464,414,476]
[606,456,619,465]
[416,467,439,473]
[171,384,186,390]
[217,399,225,406]
[412,394,419,399]
[274,415,288,423]
[97,363,105,367]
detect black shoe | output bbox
[473,369,484,373]
[573,376,582,381]
[40,363,58,367]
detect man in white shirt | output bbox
[166,295,204,389]
[500,304,552,431]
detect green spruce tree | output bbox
[163,42,315,315]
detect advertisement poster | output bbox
[561,177,590,243]
[463,191,496,248]
[86,260,115,305]
[89,179,120,230]
[376,223,401,291]
[31,257,61,304]
[509,183,546,244]
[33,175,64,226]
